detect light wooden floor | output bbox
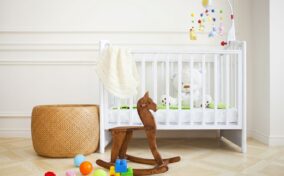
[0,138,283,176]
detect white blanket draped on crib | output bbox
[96,46,139,98]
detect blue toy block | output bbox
[115,159,127,173]
[121,168,133,176]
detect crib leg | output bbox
[99,130,112,153]
[99,129,105,153]
[220,129,247,153]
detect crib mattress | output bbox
[107,108,238,126]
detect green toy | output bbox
[121,168,133,176]
[208,102,226,109]
[93,169,107,176]
[157,104,190,110]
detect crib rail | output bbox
[99,42,244,130]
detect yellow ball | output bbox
[191,13,195,17]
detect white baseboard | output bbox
[0,129,31,138]
[248,129,269,144]
[248,129,284,146]
[0,115,31,138]
[269,135,284,146]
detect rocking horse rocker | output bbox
[96,92,181,175]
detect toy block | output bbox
[109,166,115,176]
[115,159,127,173]
[115,173,120,176]
[121,168,133,176]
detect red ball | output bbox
[198,19,202,24]
[45,171,56,176]
[80,161,93,175]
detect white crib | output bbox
[98,40,246,153]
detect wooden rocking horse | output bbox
[96,92,180,175]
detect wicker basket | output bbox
[31,104,99,158]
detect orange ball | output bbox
[79,161,93,175]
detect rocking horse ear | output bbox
[144,91,149,98]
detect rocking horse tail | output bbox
[145,129,164,165]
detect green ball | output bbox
[93,169,107,176]
[208,102,226,109]
[218,102,226,109]
[208,102,215,109]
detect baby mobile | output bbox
[189,0,236,46]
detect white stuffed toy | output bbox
[195,94,213,108]
[160,95,177,106]
[172,66,202,107]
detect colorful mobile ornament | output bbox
[189,0,236,46]
[189,27,197,40]
[202,0,213,8]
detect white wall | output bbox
[250,0,270,144]
[269,0,284,145]
[0,0,253,138]
[250,0,284,146]
[234,0,253,137]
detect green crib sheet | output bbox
[112,102,226,110]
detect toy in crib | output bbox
[189,0,235,46]
[195,94,213,108]
[172,67,203,107]
[160,66,217,108]
[160,95,177,106]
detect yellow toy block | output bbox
[110,166,115,176]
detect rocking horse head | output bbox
[137,92,157,112]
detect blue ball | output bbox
[74,154,86,167]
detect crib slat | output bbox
[207,62,211,95]
[202,55,206,125]
[117,98,121,125]
[220,55,224,102]
[190,57,194,109]
[178,55,182,125]
[226,54,230,125]
[238,52,243,127]
[170,60,174,95]
[178,55,182,110]
[141,56,146,95]
[235,54,237,108]
[166,56,170,110]
[152,58,158,104]
[129,96,133,125]
[165,55,170,125]
[190,57,194,125]
[214,54,219,125]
